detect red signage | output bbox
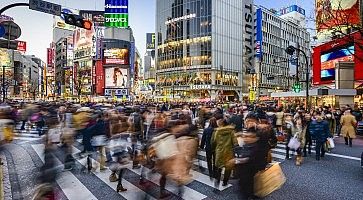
[47,48,54,65]
[312,32,363,85]
[17,41,26,52]
[95,60,104,95]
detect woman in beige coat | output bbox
[340,110,357,147]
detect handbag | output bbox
[276,132,285,142]
[327,137,335,149]
[287,135,300,150]
[254,163,286,198]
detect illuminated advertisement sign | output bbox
[17,41,26,52]
[146,33,155,50]
[104,13,128,27]
[104,0,128,28]
[79,10,105,27]
[105,67,128,88]
[320,45,354,81]
[53,8,79,30]
[0,48,11,67]
[103,48,129,65]
[316,0,361,41]
[255,8,263,60]
[165,13,196,25]
[105,0,128,13]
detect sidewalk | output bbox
[0,154,12,200]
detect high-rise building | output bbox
[256,5,310,96]
[155,0,244,101]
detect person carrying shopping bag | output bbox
[293,118,306,166]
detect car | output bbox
[356,121,363,136]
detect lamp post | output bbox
[285,45,310,110]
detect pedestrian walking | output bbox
[340,110,357,147]
[309,113,330,161]
[200,117,218,179]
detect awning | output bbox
[271,89,356,98]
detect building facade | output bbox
[155,0,244,101]
[257,5,310,96]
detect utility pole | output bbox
[2,66,5,102]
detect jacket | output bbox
[211,125,238,169]
[340,114,357,139]
[200,127,215,153]
[294,125,306,148]
[309,120,330,142]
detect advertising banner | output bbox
[17,41,26,52]
[53,8,80,31]
[242,0,255,72]
[105,0,128,14]
[95,61,104,94]
[316,0,361,41]
[105,67,128,88]
[104,0,129,28]
[79,10,105,26]
[74,28,94,59]
[47,48,53,65]
[255,8,263,60]
[93,26,105,59]
[146,33,156,50]
[103,48,129,65]
[0,48,11,67]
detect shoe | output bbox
[116,185,127,192]
[159,191,171,199]
[100,167,107,171]
[132,165,141,169]
[222,182,228,187]
[63,167,73,171]
[303,153,307,157]
[345,142,348,145]
[316,156,320,161]
[295,156,302,166]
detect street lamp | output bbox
[285,45,310,109]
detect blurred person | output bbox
[325,112,336,137]
[228,108,244,133]
[275,107,284,132]
[265,107,277,128]
[340,110,357,147]
[303,114,313,157]
[283,113,295,160]
[200,117,218,179]
[334,109,342,136]
[309,113,330,160]
[211,118,238,187]
[294,118,306,166]
[128,107,144,169]
[86,113,107,170]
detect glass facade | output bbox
[156,0,242,100]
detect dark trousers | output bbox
[205,151,215,178]
[215,167,232,186]
[237,164,258,199]
[285,134,292,159]
[117,169,125,187]
[303,135,312,156]
[344,137,353,147]
[21,120,26,130]
[82,129,93,152]
[315,141,326,160]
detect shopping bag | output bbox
[254,163,286,198]
[287,135,300,150]
[48,128,61,143]
[91,135,107,147]
[327,138,335,149]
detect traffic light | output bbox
[63,13,93,30]
[292,83,302,93]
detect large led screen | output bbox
[320,45,354,81]
[105,67,128,88]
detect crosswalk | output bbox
[26,130,291,200]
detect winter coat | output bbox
[211,125,238,169]
[294,125,306,148]
[309,120,330,142]
[275,112,284,126]
[340,114,357,139]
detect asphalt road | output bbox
[1,133,362,200]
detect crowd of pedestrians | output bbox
[0,101,362,199]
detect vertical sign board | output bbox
[242,0,255,72]
[104,0,129,28]
[130,41,135,84]
[255,8,263,61]
[146,33,156,50]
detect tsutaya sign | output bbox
[242,0,255,73]
[190,85,211,90]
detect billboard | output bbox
[79,10,105,26]
[17,41,26,52]
[103,48,129,65]
[95,60,104,94]
[255,8,263,60]
[316,0,361,41]
[0,48,11,67]
[74,28,94,59]
[312,32,363,85]
[105,67,128,87]
[104,0,129,28]
[53,8,80,30]
[146,33,156,50]
[320,45,354,81]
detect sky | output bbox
[0,0,314,62]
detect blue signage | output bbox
[277,5,305,16]
[0,25,5,38]
[105,0,128,14]
[255,8,263,60]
